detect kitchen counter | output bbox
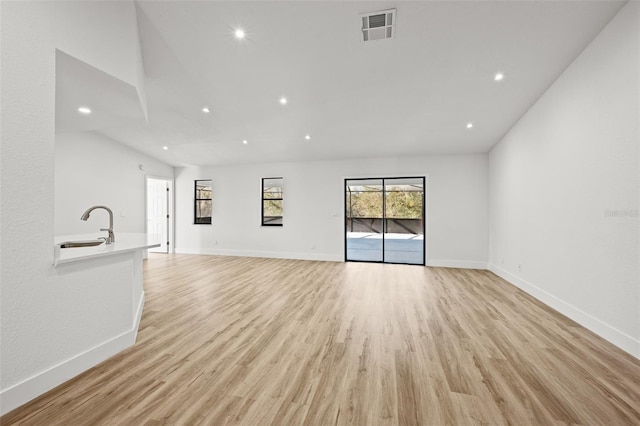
[54,232,161,266]
[43,232,155,410]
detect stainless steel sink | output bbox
[58,240,105,248]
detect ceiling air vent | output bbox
[361,9,396,42]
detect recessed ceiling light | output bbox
[242,140,248,144]
[77,107,91,115]
[305,135,311,140]
[279,97,288,105]
[466,123,474,129]
[202,107,210,113]
[494,73,504,81]
[234,29,245,39]
[163,146,169,150]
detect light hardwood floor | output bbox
[3,254,640,425]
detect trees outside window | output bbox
[262,178,283,226]
[194,180,212,224]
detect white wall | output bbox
[489,2,639,357]
[175,154,489,268]
[55,132,173,236]
[53,1,141,90]
[0,0,153,415]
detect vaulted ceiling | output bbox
[56,1,626,166]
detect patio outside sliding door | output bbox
[345,177,425,265]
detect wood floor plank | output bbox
[2,254,639,425]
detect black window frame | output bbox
[194,179,212,225]
[344,176,425,266]
[261,177,283,226]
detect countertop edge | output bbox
[53,233,161,266]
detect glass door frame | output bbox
[344,176,426,266]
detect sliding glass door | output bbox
[345,177,425,265]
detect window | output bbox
[262,177,283,226]
[194,180,212,224]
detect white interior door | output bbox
[147,177,170,253]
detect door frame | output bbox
[344,176,426,266]
[145,176,174,254]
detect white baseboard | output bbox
[0,292,145,416]
[428,259,489,269]
[175,247,343,262]
[489,264,639,359]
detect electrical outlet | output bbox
[517,264,522,272]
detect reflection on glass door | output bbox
[345,177,425,265]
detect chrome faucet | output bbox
[81,205,115,244]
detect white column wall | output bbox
[0,1,155,415]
